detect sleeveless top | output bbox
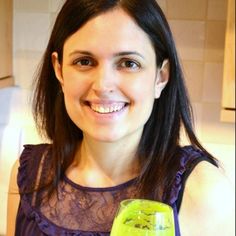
[15,144,217,236]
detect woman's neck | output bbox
[67,133,141,187]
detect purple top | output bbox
[15,144,215,236]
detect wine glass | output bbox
[110,199,175,236]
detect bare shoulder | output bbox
[185,161,233,200]
[179,161,235,236]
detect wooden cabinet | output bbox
[221,0,235,122]
[0,0,13,88]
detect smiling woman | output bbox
[52,8,165,143]
[6,0,234,236]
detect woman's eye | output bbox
[73,58,95,67]
[119,60,140,70]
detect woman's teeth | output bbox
[90,103,126,114]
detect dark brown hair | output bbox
[33,0,217,202]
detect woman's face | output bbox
[53,8,168,143]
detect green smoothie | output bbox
[110,199,175,236]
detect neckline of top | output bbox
[63,174,138,192]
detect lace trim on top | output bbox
[18,144,139,235]
[39,176,138,232]
[17,144,207,236]
[63,174,138,192]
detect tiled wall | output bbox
[163,0,232,144]
[0,0,234,235]
[13,0,64,89]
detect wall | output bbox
[0,0,235,235]
[13,0,64,89]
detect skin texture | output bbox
[7,8,234,236]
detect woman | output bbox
[7,0,233,235]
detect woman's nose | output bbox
[92,65,116,94]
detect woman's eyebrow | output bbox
[114,51,145,59]
[69,50,93,56]
[69,50,145,59]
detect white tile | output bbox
[192,102,203,139]
[205,21,226,62]
[156,0,167,14]
[169,20,205,61]
[0,87,33,125]
[207,0,227,21]
[14,12,51,52]
[0,88,14,124]
[14,0,50,12]
[202,63,223,103]
[182,61,204,102]
[13,50,44,89]
[49,0,65,13]
[50,12,58,30]
[8,92,34,126]
[201,103,235,145]
[180,102,203,145]
[167,0,207,20]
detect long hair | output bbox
[33,0,217,202]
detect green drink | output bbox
[110,199,175,236]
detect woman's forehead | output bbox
[63,8,155,58]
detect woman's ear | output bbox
[154,59,170,99]
[51,52,64,86]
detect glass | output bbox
[110,199,175,236]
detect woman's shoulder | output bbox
[167,145,219,205]
[17,143,52,191]
[178,145,216,163]
[183,160,231,200]
[173,145,218,180]
[20,143,51,157]
[19,143,51,165]
[179,160,234,235]
[176,145,218,176]
[176,145,227,204]
[18,143,51,175]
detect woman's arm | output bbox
[6,159,20,236]
[179,161,234,236]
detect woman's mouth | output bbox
[84,101,129,114]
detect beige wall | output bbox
[13,0,64,89]
[161,0,233,144]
